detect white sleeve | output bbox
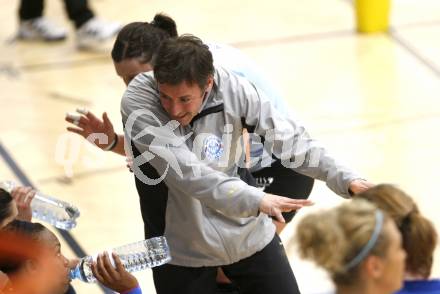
[224,70,362,198]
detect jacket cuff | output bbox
[327,172,364,199]
[243,185,266,217]
[341,176,364,198]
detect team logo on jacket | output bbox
[203,135,224,161]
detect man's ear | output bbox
[206,75,214,92]
[363,255,384,279]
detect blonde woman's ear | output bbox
[364,255,384,279]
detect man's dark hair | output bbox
[154,34,214,89]
[0,188,13,223]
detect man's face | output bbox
[158,77,213,126]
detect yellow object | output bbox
[355,0,391,33]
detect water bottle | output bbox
[70,237,171,283]
[0,181,80,230]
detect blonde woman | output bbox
[357,184,439,294]
[296,199,406,294]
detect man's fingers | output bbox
[280,204,303,212]
[102,112,113,128]
[66,112,89,126]
[65,114,77,124]
[260,194,312,221]
[65,113,81,125]
[293,199,314,206]
[349,179,375,194]
[77,115,90,126]
[85,110,100,123]
[280,197,313,205]
[277,198,314,213]
[66,127,85,136]
[272,209,285,223]
[76,107,89,116]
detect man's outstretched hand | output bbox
[259,194,314,223]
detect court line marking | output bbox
[313,112,440,135]
[230,29,355,48]
[49,91,92,106]
[389,28,440,79]
[340,0,440,79]
[38,165,127,185]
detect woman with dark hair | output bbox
[0,220,71,294]
[1,188,80,294]
[0,187,140,294]
[0,220,142,294]
[110,15,177,86]
[65,14,180,157]
[0,186,36,229]
[0,189,18,229]
[356,184,439,294]
[0,188,19,291]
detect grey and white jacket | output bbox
[121,66,362,267]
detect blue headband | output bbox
[345,210,384,270]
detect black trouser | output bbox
[251,160,314,223]
[19,0,94,28]
[152,235,300,294]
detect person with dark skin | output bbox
[1,187,34,292]
[92,252,141,294]
[0,221,71,294]
[0,219,143,294]
[0,188,78,294]
[0,186,35,227]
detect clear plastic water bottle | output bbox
[0,181,80,230]
[70,237,171,283]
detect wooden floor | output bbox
[1,0,440,293]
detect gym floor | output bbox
[1,0,439,293]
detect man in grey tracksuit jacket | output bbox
[121,35,371,294]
